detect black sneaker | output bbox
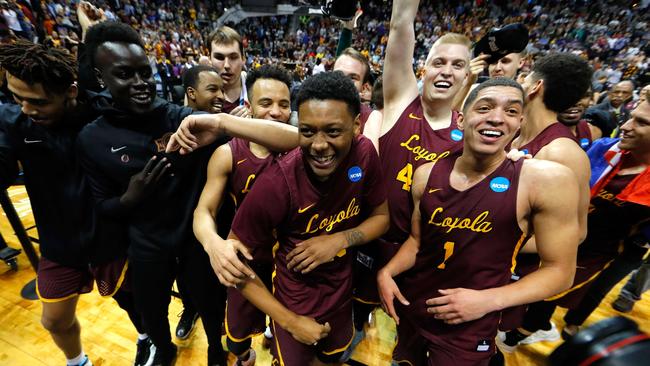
[134,337,156,366]
[151,344,177,366]
[175,309,199,340]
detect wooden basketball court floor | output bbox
[0,185,648,365]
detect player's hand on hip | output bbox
[121,155,171,207]
[377,269,409,325]
[286,316,330,346]
[286,233,346,274]
[206,238,255,287]
[426,288,497,325]
[229,105,251,118]
[166,114,223,154]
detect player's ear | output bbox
[456,112,465,131]
[528,79,543,101]
[186,87,196,101]
[65,82,78,100]
[353,113,361,136]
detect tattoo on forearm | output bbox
[345,229,365,247]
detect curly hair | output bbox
[295,71,360,117]
[85,21,144,69]
[0,39,77,95]
[531,53,593,113]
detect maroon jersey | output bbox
[227,138,275,207]
[231,136,386,319]
[379,96,463,247]
[359,103,373,133]
[516,122,577,156]
[400,156,525,352]
[575,120,593,150]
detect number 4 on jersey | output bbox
[396,163,413,191]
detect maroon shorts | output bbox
[393,315,493,366]
[271,302,353,365]
[225,266,272,343]
[37,257,129,302]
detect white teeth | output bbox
[479,130,503,137]
[312,155,334,163]
[434,81,452,88]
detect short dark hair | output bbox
[463,77,524,113]
[531,53,593,113]
[296,71,360,118]
[85,21,144,69]
[208,26,243,55]
[245,65,292,100]
[182,65,219,90]
[338,47,372,84]
[0,39,77,95]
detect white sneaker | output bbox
[520,322,560,345]
[495,331,517,353]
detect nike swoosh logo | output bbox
[236,158,247,165]
[24,138,43,144]
[428,188,442,193]
[408,113,422,120]
[298,203,315,213]
[111,146,127,153]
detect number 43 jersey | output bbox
[401,156,526,341]
[378,96,463,249]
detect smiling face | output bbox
[249,78,291,123]
[6,72,76,126]
[558,95,592,126]
[188,70,224,113]
[422,43,470,103]
[458,85,524,155]
[298,99,359,180]
[618,100,650,154]
[95,42,156,114]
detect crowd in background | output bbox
[1,0,649,99]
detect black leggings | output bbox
[113,288,146,334]
[177,240,227,364]
[130,253,178,351]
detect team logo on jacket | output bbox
[348,166,363,182]
[489,177,510,192]
[154,132,174,152]
[450,129,463,141]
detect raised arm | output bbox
[166,113,298,154]
[382,0,420,134]
[193,144,254,286]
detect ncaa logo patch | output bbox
[521,149,529,155]
[450,129,463,141]
[348,166,363,182]
[490,177,510,193]
[580,138,590,148]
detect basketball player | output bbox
[0,40,151,366]
[226,72,389,365]
[378,77,580,365]
[557,90,603,150]
[501,98,650,348]
[209,26,249,117]
[333,47,374,130]
[77,21,300,366]
[183,65,224,114]
[193,64,293,366]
